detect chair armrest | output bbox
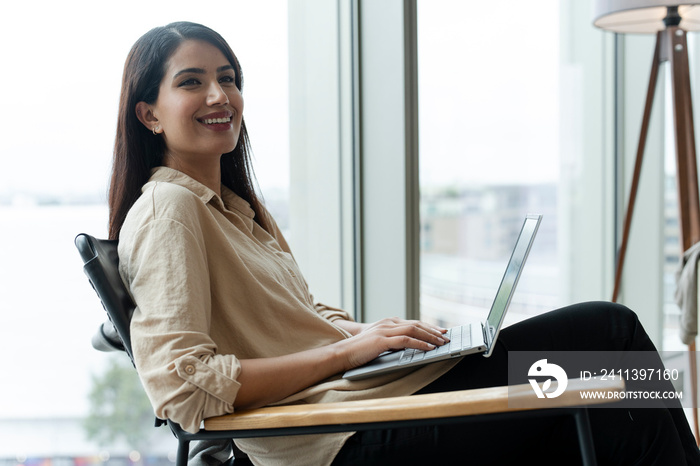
[204,378,624,431]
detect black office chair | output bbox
[75,232,623,466]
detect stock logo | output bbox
[528,359,568,398]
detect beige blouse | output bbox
[119,167,457,466]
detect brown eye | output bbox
[179,78,200,87]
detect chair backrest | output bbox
[75,233,135,363]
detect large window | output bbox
[0,1,289,461]
[415,0,696,354]
[417,1,561,328]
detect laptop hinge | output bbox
[482,324,489,348]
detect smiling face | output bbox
[136,39,244,168]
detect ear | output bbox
[135,101,160,133]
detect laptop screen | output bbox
[484,214,542,351]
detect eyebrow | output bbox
[173,65,235,80]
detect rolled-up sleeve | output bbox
[122,218,242,433]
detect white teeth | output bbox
[203,117,231,124]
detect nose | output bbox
[207,81,229,106]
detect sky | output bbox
[417,1,560,188]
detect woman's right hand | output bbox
[334,317,450,370]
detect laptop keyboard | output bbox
[398,324,471,365]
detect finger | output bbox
[387,323,449,347]
[426,324,450,341]
[405,321,450,343]
[369,320,449,346]
[395,319,449,340]
[386,335,437,352]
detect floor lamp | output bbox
[594,0,700,443]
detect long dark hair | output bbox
[108,21,269,239]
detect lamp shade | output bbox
[593,0,700,32]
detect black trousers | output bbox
[332,302,700,466]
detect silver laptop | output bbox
[343,214,542,381]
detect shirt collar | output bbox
[148,166,256,219]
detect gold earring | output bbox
[152,126,160,135]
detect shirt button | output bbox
[185,365,196,375]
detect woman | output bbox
[111,22,699,465]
